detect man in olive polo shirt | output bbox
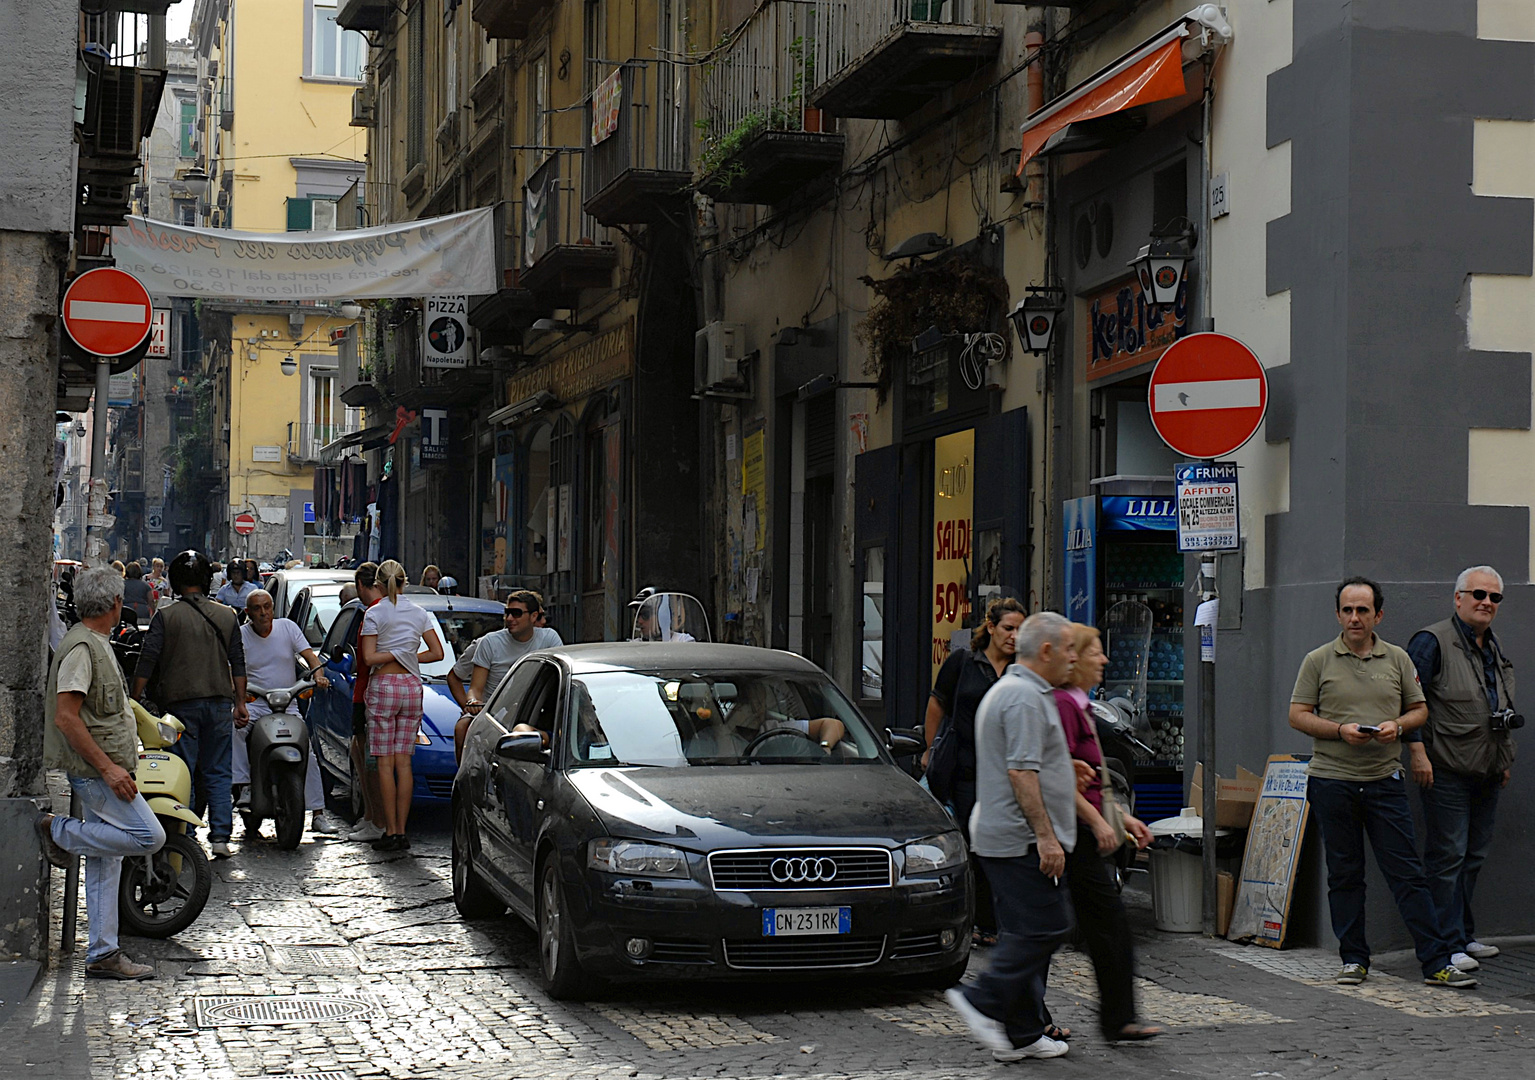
[1288,576,1473,989]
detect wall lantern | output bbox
[1128,222,1196,307]
[281,355,297,376]
[1008,286,1065,355]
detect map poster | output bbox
[1226,755,1312,948]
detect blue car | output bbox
[309,594,507,806]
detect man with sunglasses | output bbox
[449,590,562,761]
[1405,566,1517,975]
[1289,576,1472,989]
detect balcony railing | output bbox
[810,0,1003,119]
[582,61,692,226]
[289,421,362,465]
[520,150,617,305]
[697,0,844,204]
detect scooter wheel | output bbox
[118,830,213,938]
[274,769,305,850]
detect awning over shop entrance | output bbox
[320,423,392,463]
[1016,6,1232,174]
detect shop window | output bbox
[522,423,551,576]
[1093,380,1177,479]
[906,341,949,423]
[861,545,884,701]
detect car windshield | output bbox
[421,610,505,678]
[566,669,885,766]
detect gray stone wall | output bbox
[0,0,77,234]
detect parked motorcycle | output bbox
[119,700,213,937]
[241,670,320,850]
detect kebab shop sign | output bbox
[931,428,975,680]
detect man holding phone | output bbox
[1288,577,1470,989]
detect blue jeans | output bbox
[1307,775,1451,977]
[54,776,166,963]
[963,851,1073,1046]
[169,697,234,841]
[1420,769,1502,950]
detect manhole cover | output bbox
[192,943,269,961]
[264,1074,351,1080]
[193,994,381,1028]
[268,945,360,972]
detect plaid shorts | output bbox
[365,673,423,757]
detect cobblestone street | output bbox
[5,807,1533,1080]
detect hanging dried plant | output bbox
[856,256,1011,405]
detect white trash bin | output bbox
[1146,807,1230,933]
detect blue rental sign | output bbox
[1100,496,1177,532]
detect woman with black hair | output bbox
[924,596,1027,947]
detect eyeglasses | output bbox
[1460,589,1504,604]
[505,608,529,618]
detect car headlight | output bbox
[903,831,966,875]
[587,839,690,878]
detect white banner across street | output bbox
[111,208,499,300]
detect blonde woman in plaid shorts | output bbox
[358,560,444,851]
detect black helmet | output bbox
[168,550,214,594]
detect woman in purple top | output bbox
[1051,623,1160,1043]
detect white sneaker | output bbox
[309,811,344,835]
[1466,940,1500,960]
[1450,951,1479,972]
[944,988,1011,1053]
[210,841,232,858]
[347,820,385,842]
[994,1035,1069,1062]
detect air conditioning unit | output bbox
[350,85,375,128]
[311,199,338,231]
[694,321,748,394]
[81,65,164,159]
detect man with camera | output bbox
[1405,565,1519,974]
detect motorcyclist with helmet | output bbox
[131,550,248,858]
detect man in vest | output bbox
[1288,576,1473,988]
[35,567,166,980]
[132,550,247,857]
[1406,565,1518,974]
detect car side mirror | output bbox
[886,729,924,756]
[330,652,354,676]
[496,732,547,762]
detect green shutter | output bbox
[286,197,313,231]
[179,101,195,157]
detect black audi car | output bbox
[452,643,972,999]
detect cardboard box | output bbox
[1217,870,1235,936]
[1189,763,1262,829]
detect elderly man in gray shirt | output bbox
[946,611,1079,1063]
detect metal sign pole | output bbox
[60,790,82,953]
[1199,548,1219,935]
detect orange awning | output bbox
[1017,33,1190,174]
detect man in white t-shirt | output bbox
[449,589,562,760]
[235,590,343,835]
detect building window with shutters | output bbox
[375,73,394,221]
[178,98,196,157]
[407,3,425,167]
[528,52,548,149]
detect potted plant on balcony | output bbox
[788,36,821,133]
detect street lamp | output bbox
[281,355,297,376]
[338,301,362,320]
[179,167,210,202]
[1128,222,1196,307]
[1008,286,1065,355]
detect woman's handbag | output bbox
[925,713,961,804]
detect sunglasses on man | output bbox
[1459,589,1504,604]
[505,607,530,618]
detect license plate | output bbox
[761,906,851,937]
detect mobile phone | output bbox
[1355,725,1381,734]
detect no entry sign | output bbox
[61,267,153,357]
[1147,333,1267,459]
[233,512,257,536]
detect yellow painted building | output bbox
[190,0,366,560]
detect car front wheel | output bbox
[451,798,505,920]
[537,859,593,1000]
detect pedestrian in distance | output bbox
[235,589,343,835]
[358,560,444,851]
[1404,565,1518,974]
[1288,576,1474,988]
[35,566,166,980]
[449,589,562,762]
[343,563,390,843]
[146,556,168,596]
[111,560,126,575]
[945,611,1079,1062]
[420,564,443,591]
[923,595,1027,947]
[121,561,155,624]
[1053,623,1160,1042]
[131,550,247,858]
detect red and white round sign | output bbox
[60,267,153,357]
[1147,333,1268,459]
[233,513,258,536]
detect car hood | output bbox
[421,683,461,739]
[567,764,955,848]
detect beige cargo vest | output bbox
[1421,617,1517,777]
[44,622,137,778]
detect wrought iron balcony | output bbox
[583,61,692,226]
[697,0,844,205]
[520,150,617,307]
[472,0,550,40]
[811,0,1003,120]
[288,421,363,466]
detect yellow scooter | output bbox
[119,701,214,937]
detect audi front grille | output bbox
[723,935,886,969]
[707,847,893,891]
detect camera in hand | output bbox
[1491,708,1525,731]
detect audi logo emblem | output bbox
[770,856,837,883]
